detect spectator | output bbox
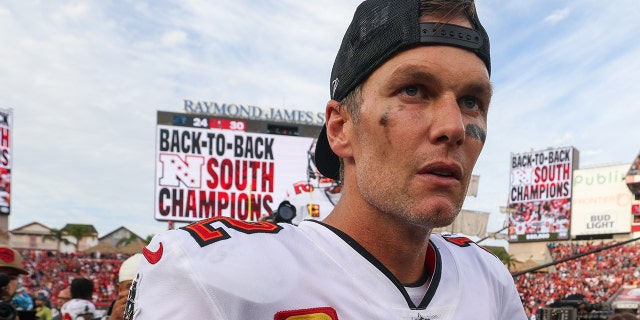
[52,287,70,320]
[35,294,52,320]
[0,245,30,314]
[11,279,34,311]
[109,254,140,320]
[61,278,96,320]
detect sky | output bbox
[2,0,639,239]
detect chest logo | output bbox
[274,307,338,320]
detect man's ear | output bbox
[325,100,352,159]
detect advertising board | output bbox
[154,111,317,223]
[507,146,578,242]
[571,165,633,235]
[0,108,11,215]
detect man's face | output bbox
[347,17,491,229]
[56,288,71,308]
[0,267,20,298]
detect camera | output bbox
[268,201,297,224]
[539,294,611,320]
[0,301,15,320]
[0,273,16,320]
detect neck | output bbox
[324,190,432,284]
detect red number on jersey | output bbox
[442,235,475,247]
[293,182,313,195]
[442,235,496,257]
[181,217,282,247]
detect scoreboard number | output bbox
[193,117,208,128]
[229,121,245,131]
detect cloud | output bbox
[2,0,640,239]
[544,8,570,25]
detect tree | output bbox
[62,224,97,252]
[116,232,141,248]
[42,228,72,252]
[486,246,517,271]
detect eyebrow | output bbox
[385,64,493,97]
[385,66,439,90]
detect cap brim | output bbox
[13,267,28,275]
[315,125,341,181]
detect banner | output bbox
[154,111,314,223]
[0,109,11,215]
[571,165,633,235]
[507,146,577,242]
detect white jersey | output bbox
[60,298,96,320]
[284,181,341,225]
[128,218,526,320]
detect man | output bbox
[51,287,70,320]
[283,139,342,225]
[0,245,32,320]
[128,0,527,318]
[109,254,140,320]
[60,278,96,320]
[34,295,52,320]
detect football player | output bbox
[128,1,527,319]
[282,139,342,225]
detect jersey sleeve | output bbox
[496,262,528,320]
[436,235,527,320]
[130,230,224,319]
[470,242,527,320]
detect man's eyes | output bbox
[399,86,486,113]
[461,96,480,110]
[402,85,420,97]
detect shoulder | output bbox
[178,217,289,247]
[431,233,524,315]
[61,299,96,316]
[140,217,306,277]
[131,218,325,317]
[430,234,493,255]
[431,233,506,271]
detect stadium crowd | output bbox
[515,241,640,316]
[17,250,128,311]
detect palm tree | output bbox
[486,246,517,271]
[62,224,97,252]
[42,228,73,252]
[503,254,517,272]
[116,232,141,248]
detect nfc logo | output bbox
[158,154,204,188]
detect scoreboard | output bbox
[154,111,321,223]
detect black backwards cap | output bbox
[315,0,491,180]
